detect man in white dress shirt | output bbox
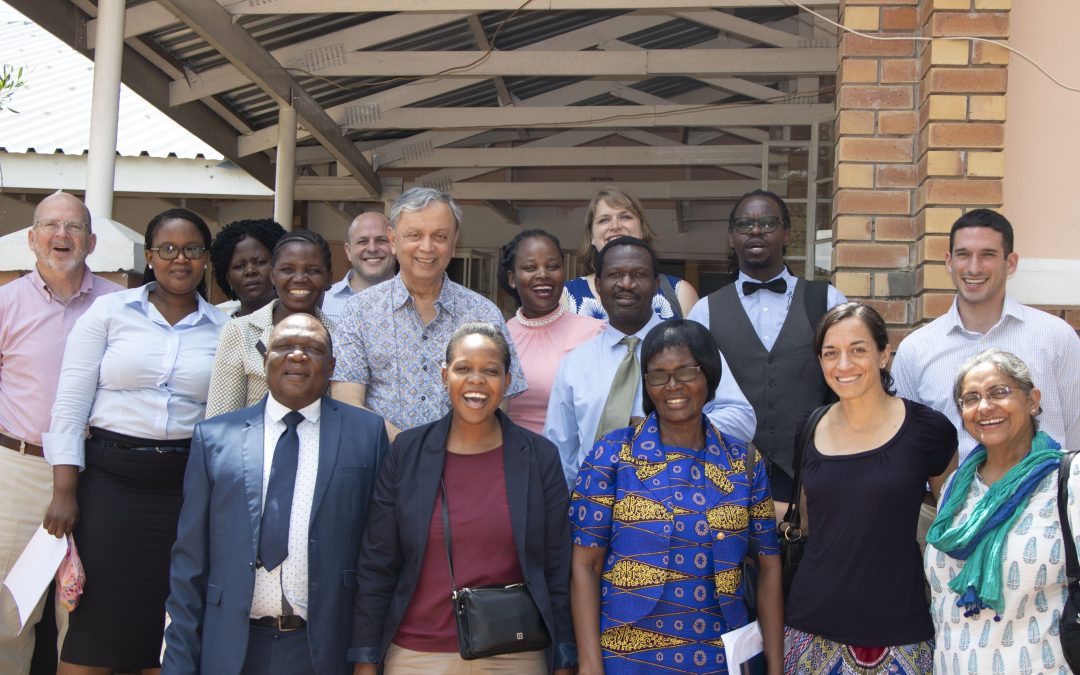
[688,189,845,516]
[545,236,756,489]
[893,209,1080,461]
[320,212,395,324]
[163,314,389,675]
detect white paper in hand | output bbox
[722,619,764,670]
[2,527,69,632]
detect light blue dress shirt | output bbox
[44,284,228,468]
[543,313,757,488]
[686,268,847,352]
[320,270,357,325]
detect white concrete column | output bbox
[85,0,126,219]
[273,105,297,227]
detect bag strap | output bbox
[658,274,683,319]
[801,279,829,333]
[783,404,830,533]
[1058,451,1079,587]
[439,477,459,593]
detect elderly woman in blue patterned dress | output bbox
[925,348,1080,674]
[570,319,782,675]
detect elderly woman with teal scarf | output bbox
[925,348,1080,674]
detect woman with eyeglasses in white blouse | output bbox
[43,208,227,675]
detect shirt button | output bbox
[716,532,725,541]
[422,335,428,341]
[420,396,426,401]
[423,365,428,371]
[762,307,769,312]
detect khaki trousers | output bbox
[0,449,69,675]
[384,643,546,675]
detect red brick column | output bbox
[832,1,920,334]
[913,0,1010,323]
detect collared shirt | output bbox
[320,270,358,325]
[544,313,757,488]
[332,273,526,431]
[44,284,228,468]
[686,268,846,352]
[893,296,1080,461]
[251,395,321,620]
[0,267,122,446]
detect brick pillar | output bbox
[913,0,1010,324]
[832,1,921,336]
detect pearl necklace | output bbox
[516,305,565,328]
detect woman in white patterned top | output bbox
[926,348,1079,674]
[205,229,333,417]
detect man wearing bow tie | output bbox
[688,190,845,519]
[163,314,389,675]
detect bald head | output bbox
[33,191,92,231]
[265,313,335,410]
[29,191,96,279]
[344,211,395,290]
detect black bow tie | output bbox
[742,278,787,296]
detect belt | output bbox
[88,428,191,454]
[250,615,306,631]
[0,433,44,458]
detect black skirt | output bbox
[60,434,189,669]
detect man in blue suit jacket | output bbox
[163,313,389,675]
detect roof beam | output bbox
[334,103,833,130]
[154,0,380,197]
[219,0,838,12]
[380,145,765,168]
[295,178,765,201]
[5,0,274,187]
[169,12,472,105]
[673,9,803,48]
[261,48,836,78]
[96,0,835,40]
[238,13,678,155]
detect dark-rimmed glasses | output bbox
[730,216,784,234]
[644,365,702,387]
[149,245,207,260]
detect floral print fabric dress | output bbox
[570,414,779,674]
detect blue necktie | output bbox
[259,410,304,571]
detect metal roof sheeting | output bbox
[0,2,222,159]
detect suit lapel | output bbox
[308,396,340,529]
[500,413,530,564]
[241,403,267,561]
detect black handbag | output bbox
[439,477,552,660]
[779,404,830,598]
[1056,451,1080,670]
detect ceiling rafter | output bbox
[154,0,381,196]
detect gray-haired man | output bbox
[329,188,526,440]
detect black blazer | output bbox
[347,409,576,671]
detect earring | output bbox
[147,264,153,269]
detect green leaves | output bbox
[0,64,27,114]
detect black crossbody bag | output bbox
[1056,450,1080,670]
[439,477,551,660]
[779,404,830,597]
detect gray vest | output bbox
[707,279,830,477]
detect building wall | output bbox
[1002,0,1080,314]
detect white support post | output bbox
[274,104,297,228]
[85,0,126,219]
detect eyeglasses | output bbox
[958,385,1015,410]
[730,216,784,234]
[149,245,207,260]
[644,365,702,387]
[34,220,88,234]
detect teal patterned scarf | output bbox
[926,431,1062,617]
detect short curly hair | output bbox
[209,219,287,300]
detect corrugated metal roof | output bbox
[0,1,222,159]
